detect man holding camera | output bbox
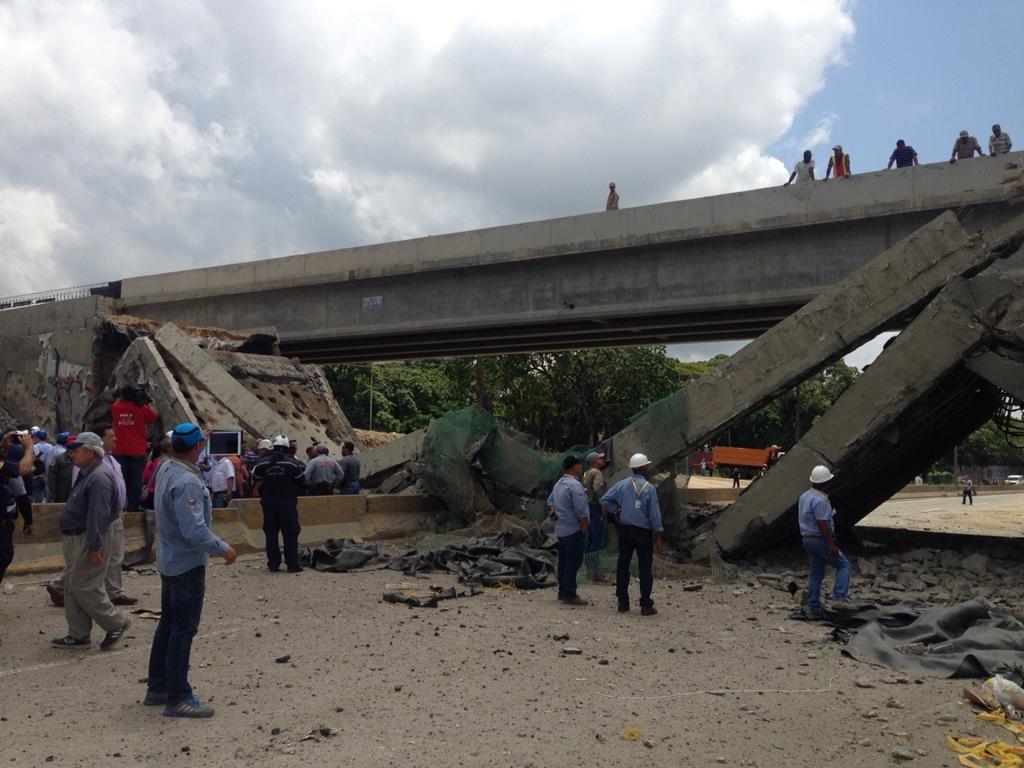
[111,384,158,512]
[0,429,37,585]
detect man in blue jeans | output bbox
[145,423,237,718]
[799,464,851,619]
[547,455,590,606]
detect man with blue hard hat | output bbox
[601,452,663,616]
[145,422,236,718]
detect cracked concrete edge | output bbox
[607,211,990,480]
[694,269,1024,559]
[154,322,294,439]
[966,351,1024,402]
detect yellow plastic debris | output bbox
[947,737,1024,766]
[979,710,1007,725]
[620,725,642,742]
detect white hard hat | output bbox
[258,439,272,450]
[809,465,834,484]
[271,435,290,448]
[628,453,651,469]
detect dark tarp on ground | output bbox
[831,600,1024,679]
[300,534,557,589]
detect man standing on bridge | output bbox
[950,130,984,162]
[989,124,1013,155]
[784,150,815,185]
[798,465,850,619]
[887,139,918,169]
[605,182,619,211]
[824,145,851,181]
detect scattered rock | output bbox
[961,553,989,577]
[552,634,570,641]
[275,654,291,664]
[561,647,582,655]
[891,746,915,761]
[682,583,703,592]
[854,678,876,689]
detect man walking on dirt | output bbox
[798,465,850,619]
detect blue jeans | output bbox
[584,505,605,553]
[556,531,585,600]
[147,566,206,705]
[617,524,654,608]
[338,481,361,495]
[802,536,850,610]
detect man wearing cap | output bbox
[47,424,138,607]
[798,465,850,619]
[145,422,236,718]
[824,145,851,180]
[989,124,1013,155]
[51,432,131,650]
[582,451,608,559]
[0,429,36,586]
[546,455,590,605]
[605,182,619,211]
[251,436,307,572]
[304,444,343,495]
[950,130,984,162]
[601,453,663,616]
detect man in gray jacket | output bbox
[51,432,130,650]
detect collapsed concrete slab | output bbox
[606,211,1024,481]
[689,261,1024,559]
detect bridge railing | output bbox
[0,281,121,311]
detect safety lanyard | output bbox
[169,458,202,478]
[630,478,649,499]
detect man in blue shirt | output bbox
[601,453,663,616]
[546,455,590,606]
[798,465,850,619]
[887,139,918,169]
[146,423,237,718]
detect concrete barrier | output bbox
[6,494,435,575]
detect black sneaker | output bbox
[617,603,630,613]
[143,690,167,706]
[640,606,658,616]
[51,635,91,649]
[563,596,589,606]
[287,565,303,573]
[100,618,131,651]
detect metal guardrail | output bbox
[0,281,121,311]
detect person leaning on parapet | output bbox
[338,441,361,495]
[605,182,619,211]
[145,422,236,718]
[50,432,132,651]
[111,384,158,513]
[950,129,985,162]
[0,429,36,586]
[582,451,608,562]
[887,139,919,169]
[824,144,851,181]
[304,444,344,496]
[989,124,1013,155]
[546,455,590,606]
[798,465,851,620]
[784,150,816,185]
[251,435,306,573]
[600,453,663,616]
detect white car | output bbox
[1006,475,1023,486]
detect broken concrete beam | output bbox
[154,323,296,440]
[82,335,197,429]
[360,428,425,485]
[607,211,1024,481]
[691,264,1024,559]
[966,349,1024,402]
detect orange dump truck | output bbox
[711,445,781,469]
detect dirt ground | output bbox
[1,544,1017,768]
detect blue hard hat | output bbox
[57,431,72,445]
[172,422,206,448]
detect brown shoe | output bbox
[46,584,64,607]
[111,595,139,606]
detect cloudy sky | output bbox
[2,1,1021,367]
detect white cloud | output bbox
[799,113,839,150]
[0,0,855,295]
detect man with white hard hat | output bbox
[798,464,850,619]
[251,435,306,572]
[600,452,663,616]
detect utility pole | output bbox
[368,365,374,431]
[793,384,801,442]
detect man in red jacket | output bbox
[110,384,158,512]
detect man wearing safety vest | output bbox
[824,144,851,181]
[600,453,663,616]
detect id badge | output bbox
[634,499,642,511]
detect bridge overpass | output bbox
[27,154,1024,362]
